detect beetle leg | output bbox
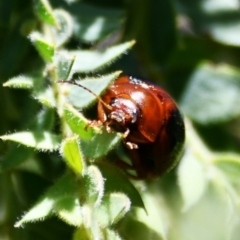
[106,125,112,133]
[122,129,138,149]
[104,120,113,133]
[123,128,130,138]
[85,120,103,131]
[125,141,138,149]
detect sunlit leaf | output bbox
[118,216,162,240]
[61,136,85,175]
[64,104,97,140]
[3,75,34,89]
[96,162,145,210]
[176,0,240,46]
[64,0,79,3]
[0,131,61,151]
[54,196,82,226]
[15,172,78,227]
[102,229,122,240]
[207,20,240,47]
[169,183,235,240]
[81,129,122,159]
[73,225,98,240]
[176,119,209,210]
[66,2,124,42]
[29,32,55,62]
[177,147,207,211]
[33,87,56,108]
[83,165,104,205]
[34,0,59,27]
[52,9,73,47]
[66,71,121,108]
[96,193,131,227]
[15,198,54,227]
[181,62,240,124]
[56,41,134,74]
[213,153,240,185]
[55,54,76,80]
[135,191,169,240]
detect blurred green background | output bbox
[1,0,240,239]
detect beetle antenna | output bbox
[57,80,113,111]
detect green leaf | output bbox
[54,166,105,226]
[169,183,237,240]
[96,162,145,210]
[52,9,73,47]
[118,216,162,240]
[0,131,61,151]
[64,104,97,140]
[96,193,131,227]
[31,108,55,131]
[16,158,43,176]
[81,128,122,159]
[54,196,82,226]
[176,0,240,46]
[73,225,96,240]
[55,54,76,80]
[15,167,103,228]
[3,75,34,89]
[213,154,240,185]
[210,155,240,208]
[207,20,240,47]
[66,71,121,108]
[61,136,85,175]
[0,145,34,172]
[64,0,79,3]
[177,147,207,211]
[68,2,124,42]
[74,17,122,43]
[15,172,78,227]
[101,230,122,240]
[33,87,56,108]
[59,41,135,73]
[34,0,59,27]
[83,165,104,205]
[14,198,55,227]
[180,62,240,124]
[29,32,55,62]
[135,191,169,240]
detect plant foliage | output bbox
[1,0,240,239]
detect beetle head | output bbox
[108,98,139,127]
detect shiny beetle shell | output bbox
[97,76,185,179]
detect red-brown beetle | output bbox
[60,76,185,179]
[96,76,185,179]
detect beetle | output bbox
[95,76,185,179]
[60,76,185,179]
